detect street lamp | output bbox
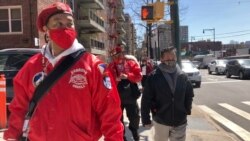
[190,36,195,56]
[203,28,215,56]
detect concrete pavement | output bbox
[118,104,240,141]
[0,104,241,141]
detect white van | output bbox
[193,54,216,69]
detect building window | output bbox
[0,6,22,34]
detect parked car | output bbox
[191,60,202,69]
[208,59,228,75]
[0,48,41,103]
[181,60,202,88]
[225,59,250,79]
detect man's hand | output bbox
[143,123,153,129]
[120,73,128,79]
[116,77,121,82]
[6,139,17,141]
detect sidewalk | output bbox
[186,105,239,141]
[119,104,240,141]
[0,105,240,141]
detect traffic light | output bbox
[141,6,154,20]
[154,1,165,20]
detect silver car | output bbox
[181,60,202,88]
[208,59,228,75]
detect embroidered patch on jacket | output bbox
[103,76,112,89]
[69,68,87,89]
[98,63,107,75]
[33,72,46,87]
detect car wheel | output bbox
[208,68,212,74]
[239,71,245,80]
[215,68,219,75]
[226,71,231,78]
[196,82,201,88]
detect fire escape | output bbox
[107,0,118,52]
[107,0,126,53]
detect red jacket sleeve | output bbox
[4,65,32,140]
[126,60,142,83]
[91,62,123,141]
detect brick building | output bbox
[0,0,40,49]
[0,0,126,60]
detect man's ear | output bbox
[42,26,48,32]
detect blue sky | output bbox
[124,0,250,44]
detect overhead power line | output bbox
[216,32,250,39]
[193,29,250,38]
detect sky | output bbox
[124,0,250,44]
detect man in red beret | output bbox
[108,46,142,141]
[4,2,123,141]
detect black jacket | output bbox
[141,68,194,126]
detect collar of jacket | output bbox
[41,39,85,66]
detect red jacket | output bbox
[4,52,123,141]
[108,55,142,84]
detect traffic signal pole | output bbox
[141,0,164,60]
[170,0,181,66]
[147,0,154,59]
[147,23,153,59]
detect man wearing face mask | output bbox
[141,47,194,141]
[4,2,123,141]
[108,46,142,141]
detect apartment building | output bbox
[0,0,126,60]
[124,13,136,55]
[0,0,40,49]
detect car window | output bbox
[238,59,250,66]
[2,54,33,71]
[0,55,8,71]
[217,60,228,65]
[182,62,195,69]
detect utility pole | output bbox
[170,0,181,66]
[203,28,216,56]
[146,0,154,59]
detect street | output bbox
[1,69,250,141]
[194,69,250,140]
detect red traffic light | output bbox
[141,6,154,20]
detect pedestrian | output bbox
[108,46,142,141]
[140,58,153,90]
[141,47,194,141]
[4,2,123,141]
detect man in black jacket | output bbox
[141,47,194,141]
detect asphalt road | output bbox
[193,69,250,140]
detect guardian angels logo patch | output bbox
[103,76,112,89]
[69,68,87,89]
[98,63,112,89]
[33,72,46,87]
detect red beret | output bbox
[37,2,73,32]
[110,46,123,56]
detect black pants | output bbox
[121,102,140,140]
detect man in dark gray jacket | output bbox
[141,47,194,141]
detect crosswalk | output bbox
[198,101,250,141]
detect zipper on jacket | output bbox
[172,96,175,124]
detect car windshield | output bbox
[0,54,33,71]
[0,55,8,71]
[238,59,250,66]
[182,62,195,69]
[217,60,228,65]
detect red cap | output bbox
[37,2,73,32]
[110,46,123,56]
